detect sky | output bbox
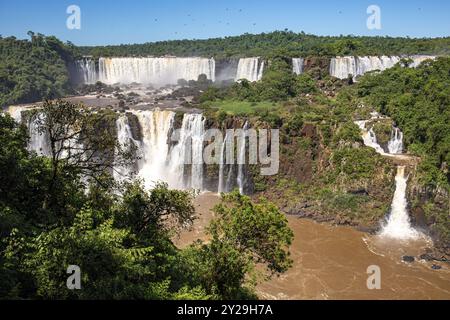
[0,0,449,46]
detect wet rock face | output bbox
[303,57,331,79]
[125,112,142,141]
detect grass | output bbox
[210,100,279,115]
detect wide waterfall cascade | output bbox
[76,58,97,84]
[330,55,435,81]
[97,57,215,86]
[388,127,404,154]
[114,116,140,183]
[292,58,304,75]
[235,58,264,82]
[237,122,249,194]
[380,166,421,240]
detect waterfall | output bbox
[218,131,229,194]
[235,58,264,82]
[76,58,97,84]
[292,58,304,75]
[409,55,436,68]
[388,127,404,154]
[168,113,205,190]
[330,56,357,80]
[237,122,249,194]
[134,109,205,190]
[380,166,420,240]
[354,120,387,156]
[135,110,175,189]
[97,57,215,86]
[330,55,434,81]
[114,115,140,183]
[28,113,51,157]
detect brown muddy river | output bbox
[175,193,450,300]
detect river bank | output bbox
[177,193,450,300]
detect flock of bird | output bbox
[153,7,425,35]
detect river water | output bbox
[176,193,450,300]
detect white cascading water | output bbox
[76,58,97,84]
[409,55,437,68]
[218,131,229,194]
[168,113,205,190]
[97,57,215,86]
[330,55,435,81]
[354,120,387,155]
[28,113,51,157]
[330,56,400,81]
[134,109,205,190]
[114,115,140,183]
[380,166,420,240]
[235,58,264,82]
[237,122,249,194]
[135,110,175,189]
[292,58,304,75]
[387,127,404,154]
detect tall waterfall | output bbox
[218,132,229,194]
[330,55,435,81]
[380,166,420,240]
[97,57,215,86]
[76,58,97,84]
[135,110,175,189]
[235,58,264,82]
[114,115,140,183]
[168,113,205,190]
[28,113,51,157]
[292,58,304,75]
[388,128,404,154]
[134,110,206,190]
[237,122,249,194]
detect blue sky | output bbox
[0,0,449,45]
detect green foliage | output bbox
[0,107,293,299]
[78,30,450,59]
[357,57,450,188]
[187,191,293,299]
[294,73,318,95]
[0,34,78,106]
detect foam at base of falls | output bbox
[379,166,421,240]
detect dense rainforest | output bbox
[0,33,79,107]
[79,30,450,58]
